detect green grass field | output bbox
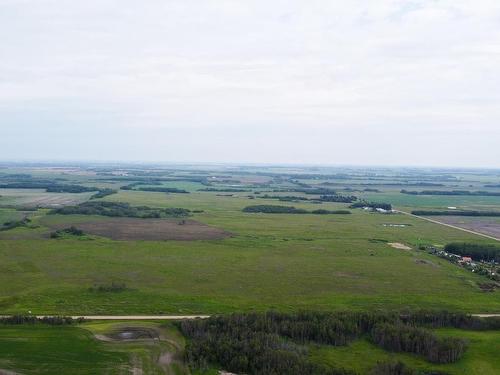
[310,329,500,375]
[0,189,498,314]
[0,165,499,374]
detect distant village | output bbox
[425,246,499,284]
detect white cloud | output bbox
[0,0,499,167]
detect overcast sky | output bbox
[1,0,499,167]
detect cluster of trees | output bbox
[370,361,448,375]
[0,180,118,200]
[444,243,500,263]
[401,189,500,196]
[243,205,350,215]
[311,209,351,215]
[90,188,116,199]
[198,188,251,192]
[411,210,500,217]
[258,194,311,202]
[317,195,357,203]
[120,182,189,193]
[0,315,84,325]
[292,187,338,195]
[135,187,189,193]
[243,205,308,214]
[0,217,30,231]
[180,311,481,375]
[350,201,393,210]
[50,226,85,238]
[371,323,467,364]
[51,201,191,218]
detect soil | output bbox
[45,218,231,241]
[388,242,412,250]
[430,216,500,239]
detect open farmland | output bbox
[0,188,95,208]
[0,164,499,374]
[42,216,232,241]
[424,216,500,239]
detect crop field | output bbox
[41,216,232,241]
[0,188,95,208]
[0,164,499,374]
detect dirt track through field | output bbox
[4,314,494,320]
[395,210,500,242]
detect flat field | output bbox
[0,165,499,374]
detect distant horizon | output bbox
[1,158,500,172]
[1,1,499,168]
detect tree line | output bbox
[198,188,251,192]
[371,323,467,364]
[243,205,351,215]
[0,315,84,325]
[120,182,189,193]
[256,194,357,203]
[51,201,191,218]
[180,311,496,375]
[0,182,97,193]
[444,243,500,263]
[411,210,500,217]
[401,189,500,196]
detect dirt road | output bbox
[5,314,494,320]
[395,210,500,242]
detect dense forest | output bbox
[51,201,191,218]
[411,210,500,217]
[444,243,500,262]
[401,189,500,196]
[243,205,350,215]
[180,311,497,375]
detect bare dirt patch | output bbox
[45,217,231,241]
[388,242,412,250]
[429,216,500,239]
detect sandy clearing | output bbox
[388,242,412,250]
[0,370,20,375]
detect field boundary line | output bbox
[395,210,500,242]
[1,314,498,320]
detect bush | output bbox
[50,226,85,238]
[89,282,128,293]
